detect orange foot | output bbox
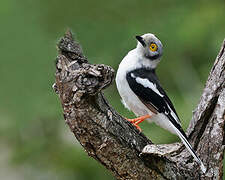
[126,114,151,131]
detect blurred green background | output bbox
[0,0,224,179]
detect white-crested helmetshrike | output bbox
[116,33,206,173]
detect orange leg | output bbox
[126,114,151,131]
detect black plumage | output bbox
[126,68,177,116]
[126,68,189,139]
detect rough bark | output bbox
[53,30,225,180]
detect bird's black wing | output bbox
[126,68,181,125]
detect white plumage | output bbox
[116,49,155,118]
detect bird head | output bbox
[136,33,163,61]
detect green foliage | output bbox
[0,0,224,179]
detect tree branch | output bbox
[53,30,225,179]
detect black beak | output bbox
[135,35,146,47]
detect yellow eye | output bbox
[149,43,158,52]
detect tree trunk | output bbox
[53,30,225,180]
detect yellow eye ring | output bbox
[149,43,158,52]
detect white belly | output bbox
[116,65,154,119]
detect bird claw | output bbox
[126,118,140,123]
[125,114,151,131]
[133,123,142,131]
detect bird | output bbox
[115,33,206,173]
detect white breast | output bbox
[116,49,154,118]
